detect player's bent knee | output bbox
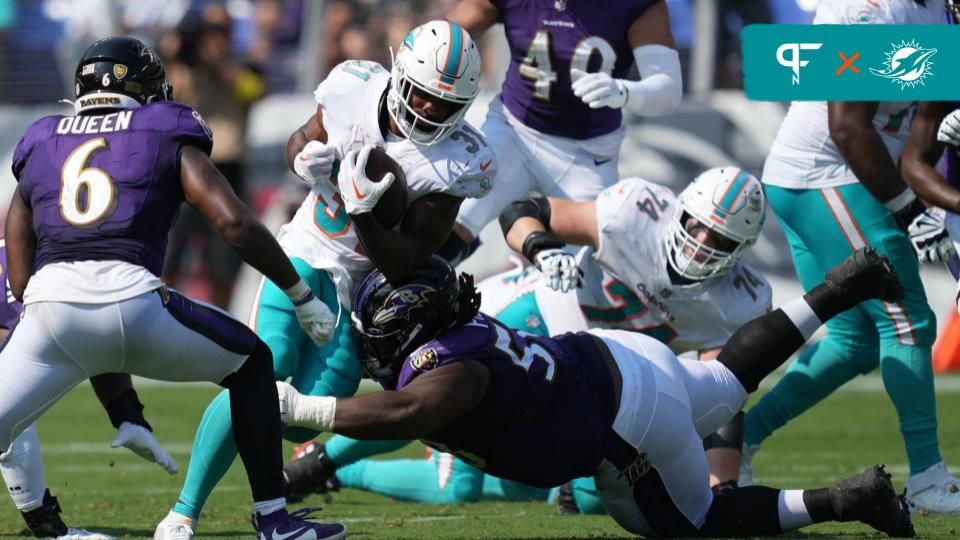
[221,338,273,388]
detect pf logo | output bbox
[776,43,823,85]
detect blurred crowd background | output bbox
[0,0,953,332]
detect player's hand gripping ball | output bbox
[337,145,407,227]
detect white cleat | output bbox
[738,443,761,487]
[154,510,197,540]
[904,461,960,515]
[51,528,114,540]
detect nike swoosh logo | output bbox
[352,178,366,200]
[272,528,309,540]
[593,157,613,166]
[480,159,493,171]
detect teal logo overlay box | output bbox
[742,24,960,101]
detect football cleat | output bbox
[252,507,346,540]
[556,482,580,515]
[153,510,196,540]
[904,461,960,515]
[824,247,904,306]
[831,465,914,537]
[284,442,341,503]
[21,489,114,540]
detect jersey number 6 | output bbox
[60,138,118,228]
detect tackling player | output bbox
[284,169,771,508]
[438,0,683,263]
[277,250,915,538]
[741,0,960,515]
[1,36,345,539]
[156,20,496,539]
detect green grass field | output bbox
[3,376,960,539]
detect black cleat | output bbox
[831,465,915,538]
[825,247,904,306]
[21,489,68,538]
[284,442,340,503]
[556,482,580,515]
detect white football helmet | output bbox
[387,20,481,145]
[665,167,766,281]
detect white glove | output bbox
[336,145,396,215]
[294,140,339,185]
[535,249,580,293]
[908,206,957,263]
[110,422,178,474]
[939,109,960,147]
[294,295,337,347]
[571,69,628,110]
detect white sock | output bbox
[778,489,813,531]
[780,298,822,341]
[253,497,286,517]
[0,424,46,512]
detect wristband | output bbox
[884,188,917,213]
[284,279,314,307]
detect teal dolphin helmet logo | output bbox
[870,39,937,89]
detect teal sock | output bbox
[324,435,410,466]
[173,390,238,520]
[480,475,550,501]
[744,339,860,446]
[571,477,606,514]
[336,458,483,504]
[880,342,940,474]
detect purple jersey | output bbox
[393,314,620,487]
[495,0,656,139]
[0,242,23,330]
[12,102,212,276]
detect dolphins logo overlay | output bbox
[870,39,937,89]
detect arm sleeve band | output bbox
[499,197,552,237]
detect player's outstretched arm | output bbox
[447,0,500,38]
[4,186,36,302]
[828,101,924,230]
[279,360,488,440]
[352,193,463,281]
[500,197,597,292]
[181,145,336,346]
[181,146,301,289]
[902,102,960,213]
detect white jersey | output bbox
[277,60,496,307]
[479,178,772,354]
[763,0,944,190]
[588,178,771,353]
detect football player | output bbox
[285,168,771,508]
[276,251,915,538]
[741,0,960,515]
[156,20,496,538]
[899,101,960,310]
[1,36,345,539]
[0,238,174,539]
[438,0,682,264]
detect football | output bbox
[364,146,408,229]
